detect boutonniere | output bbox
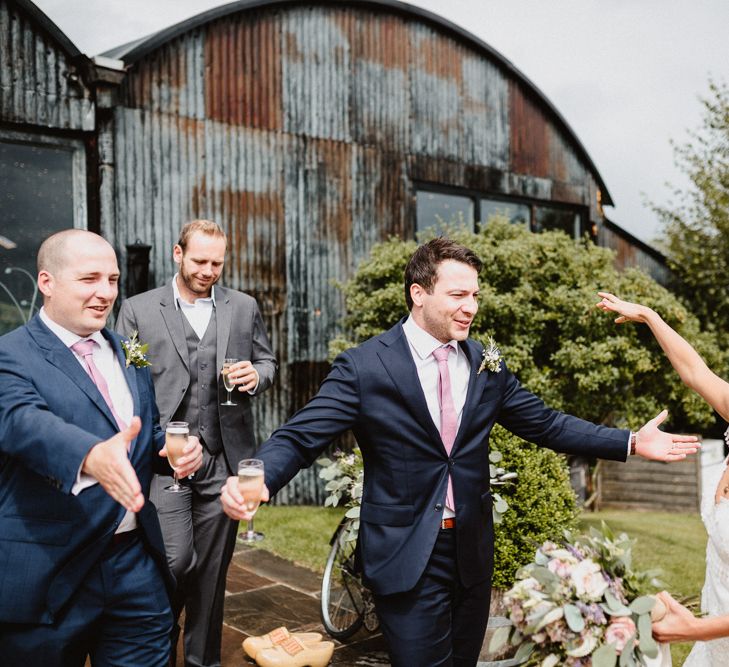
[478,336,503,374]
[122,331,151,368]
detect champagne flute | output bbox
[165,421,189,493]
[237,458,265,543]
[221,357,238,406]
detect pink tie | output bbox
[71,339,127,432]
[433,346,457,511]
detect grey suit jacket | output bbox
[115,282,277,472]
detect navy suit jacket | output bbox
[0,315,172,624]
[259,320,629,596]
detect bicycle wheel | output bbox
[320,524,366,639]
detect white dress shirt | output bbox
[403,316,470,519]
[172,273,216,339]
[39,308,136,532]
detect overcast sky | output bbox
[33,0,729,244]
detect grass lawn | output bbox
[247,506,707,664]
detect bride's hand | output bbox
[596,291,651,324]
[652,591,698,643]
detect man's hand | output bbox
[82,416,144,512]
[652,591,698,643]
[226,360,259,393]
[159,434,203,477]
[220,475,269,520]
[635,410,700,461]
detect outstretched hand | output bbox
[82,416,144,512]
[634,410,699,461]
[595,291,650,324]
[220,475,269,521]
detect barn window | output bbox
[0,130,86,335]
[415,186,588,242]
[416,190,474,235]
[480,198,530,227]
[534,205,583,238]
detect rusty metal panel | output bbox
[351,145,410,264]
[597,224,670,285]
[408,22,462,160]
[461,53,509,169]
[509,80,549,177]
[284,135,352,363]
[0,1,93,131]
[349,11,409,151]
[205,10,282,129]
[281,6,351,141]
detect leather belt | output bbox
[440,518,456,530]
[111,528,140,546]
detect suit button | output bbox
[435,503,443,511]
[448,458,455,467]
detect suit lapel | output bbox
[453,339,488,450]
[376,322,443,447]
[106,330,141,454]
[27,317,122,433]
[159,285,189,371]
[215,287,232,375]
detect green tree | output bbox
[332,221,721,432]
[653,79,729,343]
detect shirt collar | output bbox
[172,273,216,310]
[402,315,459,361]
[39,307,107,349]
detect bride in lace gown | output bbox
[597,292,729,663]
[683,434,729,666]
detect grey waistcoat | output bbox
[173,310,222,454]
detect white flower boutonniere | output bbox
[478,336,503,374]
[122,331,151,368]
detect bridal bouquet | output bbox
[491,523,664,667]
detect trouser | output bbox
[2,535,173,667]
[372,528,492,667]
[151,448,238,667]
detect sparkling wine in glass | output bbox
[221,358,238,406]
[237,458,265,543]
[165,421,189,493]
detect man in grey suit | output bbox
[116,220,277,667]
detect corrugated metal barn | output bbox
[0,0,667,502]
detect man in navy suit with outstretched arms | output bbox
[221,237,699,666]
[0,230,203,667]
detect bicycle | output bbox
[319,468,518,640]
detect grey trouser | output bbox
[151,448,238,667]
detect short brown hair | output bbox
[177,220,227,252]
[404,238,482,310]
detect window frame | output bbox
[414,181,591,241]
[0,128,88,230]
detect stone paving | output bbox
[173,544,514,667]
[183,545,390,667]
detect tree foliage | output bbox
[654,79,729,343]
[331,220,722,432]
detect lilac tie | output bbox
[433,346,457,511]
[71,339,127,432]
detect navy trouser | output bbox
[1,535,172,667]
[372,528,492,667]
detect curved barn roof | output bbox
[12,0,83,60]
[103,0,613,205]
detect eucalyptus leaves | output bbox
[492,522,663,666]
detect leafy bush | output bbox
[332,220,723,432]
[328,220,724,586]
